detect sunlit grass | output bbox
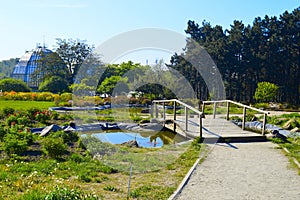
[0,100,55,111]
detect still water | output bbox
[87,131,187,148]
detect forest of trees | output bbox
[169,7,300,105]
[0,58,18,79]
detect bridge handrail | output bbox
[152,99,203,138]
[203,100,269,114]
[153,99,202,115]
[202,100,268,135]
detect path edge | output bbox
[168,145,210,200]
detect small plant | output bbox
[42,137,67,159]
[45,186,99,200]
[2,133,28,156]
[79,173,92,182]
[50,130,79,143]
[103,185,119,192]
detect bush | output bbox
[6,112,31,127]
[0,78,31,92]
[42,137,67,159]
[0,126,6,140]
[2,107,15,116]
[39,76,70,94]
[51,130,79,143]
[2,133,28,156]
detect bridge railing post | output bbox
[163,102,166,120]
[213,102,217,119]
[199,113,202,139]
[242,106,246,130]
[173,101,177,132]
[155,103,158,118]
[262,113,266,135]
[185,106,188,131]
[226,101,230,120]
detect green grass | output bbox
[0,100,55,110]
[269,137,300,174]
[0,138,204,199]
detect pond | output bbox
[83,131,188,148]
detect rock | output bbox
[290,127,300,133]
[266,133,275,139]
[251,116,257,122]
[64,126,76,132]
[283,119,299,130]
[121,140,139,148]
[271,130,287,141]
[40,124,62,137]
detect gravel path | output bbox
[175,142,300,200]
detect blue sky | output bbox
[0,0,299,62]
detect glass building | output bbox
[11,46,52,89]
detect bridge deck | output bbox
[164,114,266,143]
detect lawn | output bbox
[0,100,55,110]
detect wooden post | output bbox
[213,102,217,119]
[199,113,202,139]
[185,106,188,131]
[150,103,153,118]
[163,102,166,120]
[155,103,158,118]
[226,101,230,120]
[242,107,246,130]
[262,113,267,135]
[173,101,177,132]
[202,103,205,113]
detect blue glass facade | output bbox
[11,46,52,89]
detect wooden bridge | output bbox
[151,99,268,143]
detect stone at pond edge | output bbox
[282,119,299,130]
[40,124,62,137]
[121,140,139,148]
[290,127,300,133]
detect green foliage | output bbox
[41,137,67,159]
[168,8,300,105]
[103,185,120,192]
[2,107,15,116]
[50,130,79,143]
[45,186,98,200]
[97,75,128,95]
[2,133,28,156]
[254,82,279,103]
[18,190,46,200]
[55,38,94,81]
[130,185,174,199]
[0,78,31,92]
[0,125,6,140]
[38,76,70,94]
[80,136,117,157]
[0,58,18,78]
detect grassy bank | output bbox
[0,137,204,199]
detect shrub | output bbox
[2,133,28,156]
[2,107,15,116]
[59,92,73,102]
[70,153,84,163]
[51,130,79,143]
[34,110,52,124]
[0,78,31,92]
[0,126,6,140]
[42,137,67,159]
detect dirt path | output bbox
[175,142,300,200]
